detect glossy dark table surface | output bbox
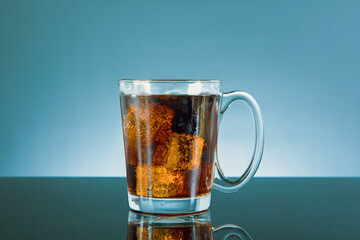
[0,178,359,239]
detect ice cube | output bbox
[153,133,205,171]
[135,164,185,198]
[123,102,174,146]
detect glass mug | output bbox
[119,79,264,214]
[127,210,253,240]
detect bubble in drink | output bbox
[123,100,174,166]
[123,101,174,146]
[153,133,205,171]
[136,164,185,198]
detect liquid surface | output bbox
[120,94,220,198]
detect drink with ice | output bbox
[120,94,220,199]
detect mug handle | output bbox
[213,224,253,240]
[213,91,264,192]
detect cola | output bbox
[120,94,220,198]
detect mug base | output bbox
[128,193,211,214]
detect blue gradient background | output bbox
[0,0,359,177]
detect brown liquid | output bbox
[120,94,220,198]
[127,222,212,240]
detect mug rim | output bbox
[118,79,221,83]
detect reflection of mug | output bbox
[127,210,252,240]
[119,79,264,214]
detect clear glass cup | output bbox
[127,210,253,240]
[119,79,264,214]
